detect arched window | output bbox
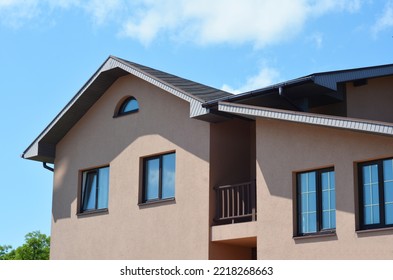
[115,96,139,117]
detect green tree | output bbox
[0,231,50,260]
[0,245,13,260]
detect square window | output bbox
[142,152,175,203]
[297,168,335,235]
[80,166,109,213]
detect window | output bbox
[297,168,336,235]
[142,152,175,203]
[115,96,139,117]
[358,158,393,230]
[80,166,109,212]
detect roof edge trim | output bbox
[218,102,393,136]
[22,56,208,162]
[108,56,204,103]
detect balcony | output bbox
[214,181,256,225]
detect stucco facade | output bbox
[22,57,393,259]
[346,75,393,123]
[255,118,393,259]
[52,75,211,259]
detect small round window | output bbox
[116,97,139,117]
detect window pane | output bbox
[322,192,329,210]
[364,205,380,225]
[383,159,393,181]
[323,211,330,229]
[384,160,393,224]
[331,190,336,209]
[145,158,160,201]
[308,172,316,192]
[301,194,308,212]
[384,182,393,205]
[322,171,335,230]
[124,99,139,112]
[385,203,393,225]
[384,181,393,225]
[363,164,376,185]
[362,164,380,225]
[308,193,316,212]
[321,172,329,191]
[301,213,317,234]
[119,97,139,115]
[82,172,97,211]
[322,210,336,230]
[97,167,109,209]
[371,185,380,204]
[299,171,317,234]
[301,214,307,234]
[300,173,308,193]
[308,212,317,233]
[330,211,336,229]
[162,153,175,199]
[372,205,380,224]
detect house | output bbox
[22,56,393,259]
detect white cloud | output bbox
[371,0,393,36]
[81,0,125,25]
[0,0,126,27]
[222,66,280,94]
[120,0,364,47]
[0,0,40,27]
[121,0,308,47]
[309,0,362,15]
[0,0,365,47]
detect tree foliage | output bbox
[0,231,50,260]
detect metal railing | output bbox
[214,181,256,224]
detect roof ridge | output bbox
[112,56,233,102]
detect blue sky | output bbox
[0,0,392,248]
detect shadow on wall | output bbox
[257,118,393,217]
[293,234,338,245]
[51,76,210,222]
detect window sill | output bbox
[138,198,175,207]
[293,231,336,240]
[356,226,393,235]
[77,208,109,217]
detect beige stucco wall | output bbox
[256,118,393,259]
[51,74,210,259]
[346,75,393,123]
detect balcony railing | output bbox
[214,181,256,224]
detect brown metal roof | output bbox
[22,56,232,163]
[204,63,393,109]
[115,57,232,102]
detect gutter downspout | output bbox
[43,162,54,172]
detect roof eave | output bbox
[202,76,315,108]
[218,102,393,137]
[22,56,229,162]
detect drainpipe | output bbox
[43,162,54,172]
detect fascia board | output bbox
[218,102,393,137]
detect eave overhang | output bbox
[204,63,393,111]
[218,102,393,137]
[22,56,230,163]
